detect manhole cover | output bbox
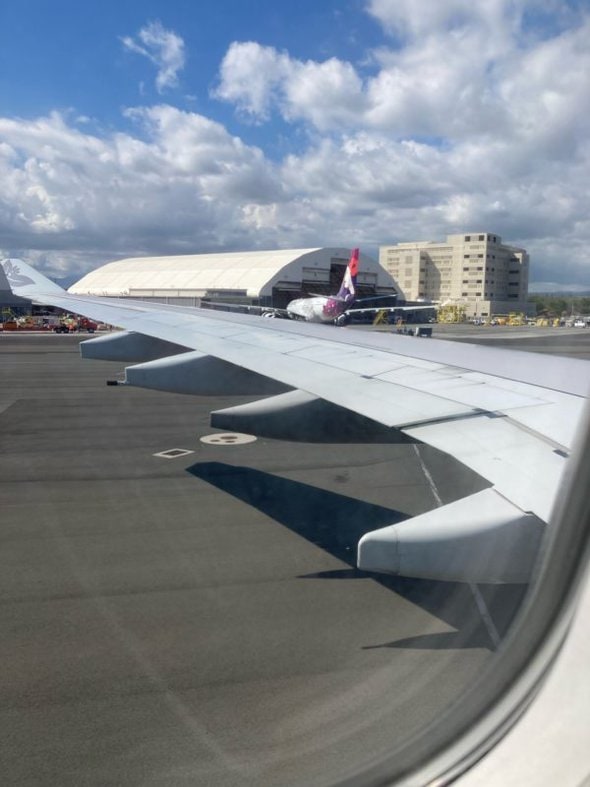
[200,433,257,445]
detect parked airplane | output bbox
[205,248,438,325]
[282,247,440,324]
[281,246,361,324]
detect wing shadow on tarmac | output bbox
[362,630,492,651]
[186,461,406,565]
[186,461,510,649]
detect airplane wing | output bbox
[346,301,442,316]
[346,304,437,316]
[3,258,589,583]
[200,302,289,319]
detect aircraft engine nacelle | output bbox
[122,351,289,396]
[211,390,410,443]
[80,331,188,362]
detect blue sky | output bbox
[1,1,382,147]
[1,0,589,288]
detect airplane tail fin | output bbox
[0,258,65,298]
[336,248,359,304]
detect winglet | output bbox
[0,258,65,297]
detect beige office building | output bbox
[380,232,531,318]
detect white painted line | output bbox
[412,444,501,648]
[469,583,502,650]
[412,444,443,506]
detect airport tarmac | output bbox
[423,322,590,360]
[370,321,590,360]
[0,329,584,786]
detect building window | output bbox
[465,235,471,241]
[462,292,468,296]
[479,235,485,241]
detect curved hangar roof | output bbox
[69,248,396,299]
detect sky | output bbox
[1,0,589,290]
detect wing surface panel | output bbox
[376,368,546,410]
[505,400,584,450]
[286,344,408,377]
[405,416,566,520]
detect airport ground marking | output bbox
[200,433,257,445]
[153,448,195,459]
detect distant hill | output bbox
[50,275,80,289]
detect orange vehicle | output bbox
[54,316,97,333]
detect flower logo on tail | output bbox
[2,260,35,288]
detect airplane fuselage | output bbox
[286,296,348,323]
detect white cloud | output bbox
[0,107,285,277]
[121,21,185,93]
[215,42,367,129]
[213,42,291,121]
[215,2,590,150]
[1,97,589,285]
[366,0,524,39]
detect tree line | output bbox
[528,294,590,316]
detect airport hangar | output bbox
[68,248,399,310]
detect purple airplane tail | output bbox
[336,248,359,304]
